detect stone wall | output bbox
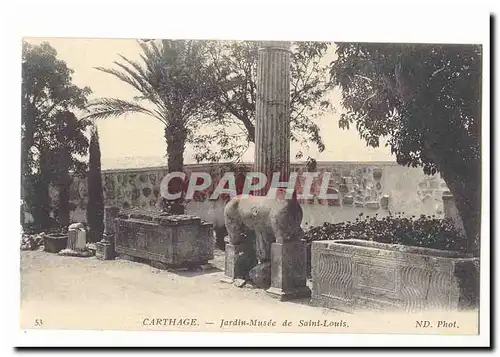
[25,161,450,228]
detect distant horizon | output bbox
[100,155,400,171]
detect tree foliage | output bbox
[22,41,91,230]
[85,39,217,213]
[86,126,104,242]
[49,111,90,228]
[22,42,91,175]
[190,41,333,163]
[329,43,482,252]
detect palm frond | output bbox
[84,98,167,125]
[115,55,168,112]
[94,66,143,94]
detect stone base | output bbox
[268,240,310,301]
[86,243,97,255]
[223,242,257,281]
[151,260,210,271]
[57,248,93,258]
[118,253,141,262]
[266,286,312,301]
[95,241,115,260]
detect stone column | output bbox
[96,206,120,260]
[224,41,293,286]
[253,41,310,300]
[254,41,291,194]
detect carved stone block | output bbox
[96,239,114,260]
[311,239,479,312]
[114,213,214,268]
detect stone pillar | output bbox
[96,206,120,260]
[221,235,257,284]
[253,41,310,300]
[266,239,311,301]
[254,41,291,194]
[67,222,87,251]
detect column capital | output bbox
[259,41,291,52]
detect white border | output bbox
[2,0,492,349]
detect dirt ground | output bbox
[20,250,479,336]
[20,249,346,333]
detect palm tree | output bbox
[85,40,216,213]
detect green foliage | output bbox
[304,213,468,277]
[305,213,465,249]
[86,126,104,242]
[190,41,332,163]
[85,39,219,214]
[21,41,91,230]
[330,43,481,175]
[85,39,215,136]
[329,43,482,250]
[22,41,91,175]
[85,40,217,213]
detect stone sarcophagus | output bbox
[311,239,479,313]
[115,211,214,268]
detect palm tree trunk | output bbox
[165,124,187,214]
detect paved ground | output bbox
[20,249,346,333]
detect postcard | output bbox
[8,2,491,348]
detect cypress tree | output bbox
[86,126,104,242]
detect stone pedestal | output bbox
[96,206,120,261]
[254,41,292,192]
[58,223,93,257]
[96,233,115,260]
[221,242,257,283]
[67,226,86,251]
[266,240,311,301]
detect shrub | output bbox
[304,212,467,277]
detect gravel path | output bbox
[20,250,344,333]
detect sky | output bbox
[25,37,395,169]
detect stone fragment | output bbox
[380,195,390,210]
[354,201,364,207]
[58,248,93,258]
[249,261,271,289]
[373,168,383,180]
[234,278,246,288]
[342,195,354,205]
[365,201,380,210]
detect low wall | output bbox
[25,161,450,228]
